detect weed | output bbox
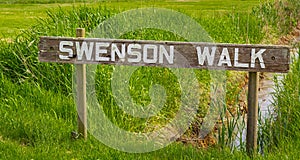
[0,1,285,159]
[252,0,300,35]
[259,46,300,155]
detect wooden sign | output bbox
[39,36,290,73]
[38,30,290,155]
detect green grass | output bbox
[260,49,300,147]
[0,0,92,3]
[254,48,300,159]
[0,0,264,38]
[252,0,300,35]
[0,5,263,148]
[0,3,83,38]
[0,74,252,159]
[1,74,299,159]
[0,72,299,159]
[1,0,299,159]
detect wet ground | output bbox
[234,46,299,149]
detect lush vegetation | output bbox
[252,0,300,158]
[255,45,300,159]
[253,0,300,35]
[0,0,299,159]
[0,0,261,38]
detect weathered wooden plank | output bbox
[75,28,87,140]
[246,72,259,155]
[38,36,290,72]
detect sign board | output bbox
[38,30,291,155]
[39,36,290,73]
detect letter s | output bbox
[59,41,74,60]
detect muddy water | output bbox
[233,73,283,148]
[233,48,299,148]
[259,48,299,121]
[258,73,280,120]
[257,48,299,120]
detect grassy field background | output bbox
[0,0,262,38]
[1,0,300,159]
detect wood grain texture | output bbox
[38,36,290,73]
[75,28,87,140]
[246,72,259,155]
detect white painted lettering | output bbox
[234,48,249,68]
[95,43,110,61]
[143,44,158,63]
[111,43,126,62]
[59,41,74,60]
[128,44,142,63]
[196,46,216,66]
[76,42,94,61]
[159,45,174,64]
[218,48,232,66]
[251,49,266,68]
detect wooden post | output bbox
[246,72,259,155]
[39,35,290,147]
[76,28,87,140]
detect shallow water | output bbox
[233,73,281,148]
[233,47,299,149]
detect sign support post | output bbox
[38,35,290,153]
[246,72,259,155]
[75,28,87,140]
